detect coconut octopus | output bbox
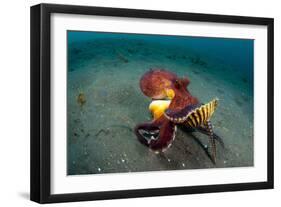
[134,68,223,163]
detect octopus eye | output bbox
[174,79,181,89]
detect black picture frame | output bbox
[30,3,274,204]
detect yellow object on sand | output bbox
[149,100,171,120]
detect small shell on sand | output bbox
[77,92,86,107]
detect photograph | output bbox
[30,3,273,203]
[66,31,254,175]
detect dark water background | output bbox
[67,31,254,175]
[68,31,253,83]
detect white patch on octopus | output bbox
[161,126,177,152]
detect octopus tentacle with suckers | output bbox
[134,68,223,163]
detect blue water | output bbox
[68,31,253,77]
[67,31,254,175]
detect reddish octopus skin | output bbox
[140,69,177,99]
[135,68,198,151]
[134,116,176,151]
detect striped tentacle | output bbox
[205,120,216,163]
[164,98,219,163]
[184,98,218,163]
[185,98,218,127]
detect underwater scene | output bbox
[67,31,254,175]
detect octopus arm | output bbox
[134,122,160,147]
[196,126,225,148]
[164,104,201,124]
[134,119,176,152]
[149,120,176,152]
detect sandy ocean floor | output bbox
[67,36,254,175]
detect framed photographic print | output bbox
[30,3,274,203]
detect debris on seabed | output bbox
[77,92,86,107]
